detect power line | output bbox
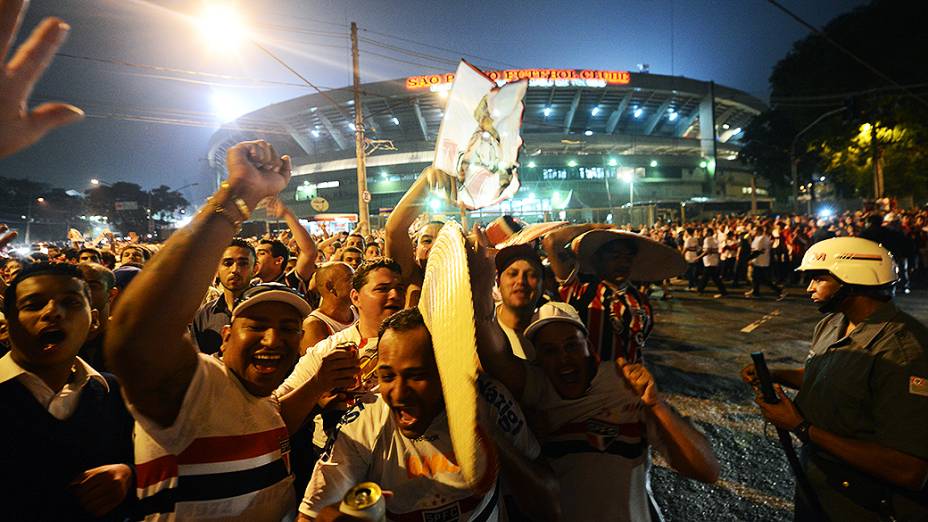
[358,37,464,68]
[767,0,928,109]
[360,27,519,69]
[360,48,453,72]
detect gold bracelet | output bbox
[219,182,252,220]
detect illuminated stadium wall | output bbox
[207,69,767,224]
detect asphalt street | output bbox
[645,282,928,521]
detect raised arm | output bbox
[469,226,527,399]
[618,357,720,484]
[385,170,431,283]
[270,199,318,282]
[105,141,291,427]
[541,224,612,282]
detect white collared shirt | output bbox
[0,353,109,420]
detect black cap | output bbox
[494,244,544,276]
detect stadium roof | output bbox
[207,70,765,171]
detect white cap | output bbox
[231,283,312,320]
[524,302,588,341]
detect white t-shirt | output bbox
[276,325,379,448]
[750,235,772,267]
[129,354,294,521]
[495,304,534,360]
[522,362,668,522]
[702,236,720,267]
[301,374,540,521]
[683,236,700,263]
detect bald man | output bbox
[300,262,358,353]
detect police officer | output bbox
[742,237,928,520]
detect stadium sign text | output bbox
[406,69,631,91]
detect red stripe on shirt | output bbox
[135,426,289,489]
[177,426,289,465]
[135,454,179,489]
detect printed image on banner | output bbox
[433,60,528,210]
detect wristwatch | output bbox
[793,419,812,444]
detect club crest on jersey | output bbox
[586,418,620,451]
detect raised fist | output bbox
[226,140,291,207]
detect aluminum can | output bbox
[339,482,385,521]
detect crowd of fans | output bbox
[1,2,926,521]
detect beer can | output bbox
[339,482,385,522]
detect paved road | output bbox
[646,284,928,521]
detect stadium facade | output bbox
[207,68,767,226]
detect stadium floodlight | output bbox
[722,123,730,130]
[608,158,618,167]
[620,171,633,184]
[197,3,248,51]
[567,159,578,168]
[591,106,601,116]
[820,176,826,182]
[650,160,658,167]
[391,117,400,126]
[543,106,552,117]
[699,160,708,168]
[348,122,356,131]
[429,198,440,211]
[527,161,536,168]
[584,130,593,136]
[311,129,320,138]
[633,107,643,118]
[668,110,678,122]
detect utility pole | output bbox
[870,123,884,199]
[351,22,370,235]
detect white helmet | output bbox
[796,237,897,286]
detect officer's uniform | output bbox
[795,301,928,520]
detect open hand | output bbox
[0,0,84,158]
[617,357,660,406]
[69,463,132,517]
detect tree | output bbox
[740,0,928,201]
[84,182,190,235]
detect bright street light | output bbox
[36,197,45,203]
[90,178,100,185]
[197,3,248,51]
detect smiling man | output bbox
[479,300,719,522]
[1,263,135,521]
[298,308,559,522]
[495,243,546,359]
[105,141,359,520]
[277,258,406,452]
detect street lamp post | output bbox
[790,107,845,212]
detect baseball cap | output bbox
[524,302,588,341]
[231,283,312,320]
[494,244,544,276]
[113,265,141,290]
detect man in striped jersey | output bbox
[542,225,654,363]
[106,141,360,520]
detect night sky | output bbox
[1,0,866,206]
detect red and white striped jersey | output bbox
[129,355,295,521]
